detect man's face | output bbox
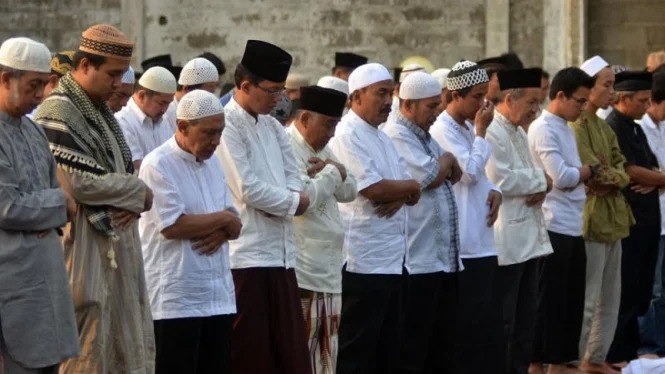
[620,90,651,119]
[106,83,134,113]
[178,114,224,160]
[486,74,500,103]
[540,77,550,104]
[405,96,442,130]
[244,79,285,115]
[137,91,173,121]
[333,67,353,82]
[1,70,50,116]
[455,82,489,120]
[352,80,394,126]
[558,86,590,121]
[589,67,615,110]
[300,111,339,151]
[436,88,449,115]
[505,88,541,127]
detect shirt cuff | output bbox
[421,160,441,189]
[287,191,300,216]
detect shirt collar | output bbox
[287,124,317,154]
[0,110,22,127]
[166,136,203,164]
[493,110,519,130]
[346,109,379,133]
[393,109,431,142]
[127,97,148,124]
[611,108,639,126]
[228,97,259,125]
[640,112,660,130]
[540,109,568,128]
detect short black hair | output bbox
[0,64,24,79]
[540,69,550,79]
[234,63,263,89]
[332,66,352,75]
[72,50,106,70]
[653,71,665,103]
[447,86,474,102]
[175,83,204,92]
[548,67,594,101]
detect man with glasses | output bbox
[568,56,633,373]
[606,71,662,367]
[527,67,595,372]
[215,40,312,374]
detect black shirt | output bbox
[607,109,661,227]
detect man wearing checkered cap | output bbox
[139,90,242,374]
[430,59,505,373]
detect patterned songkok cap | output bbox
[446,60,489,91]
[79,24,133,61]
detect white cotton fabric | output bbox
[0,37,51,73]
[348,63,392,93]
[138,66,177,94]
[139,137,237,319]
[399,63,425,83]
[122,66,135,84]
[317,76,349,97]
[115,97,176,161]
[580,56,609,78]
[177,89,224,120]
[432,68,451,89]
[328,110,411,275]
[179,57,218,86]
[399,71,441,100]
[637,113,665,235]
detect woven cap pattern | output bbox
[177,89,224,120]
[79,24,133,60]
[179,57,219,85]
[447,60,489,91]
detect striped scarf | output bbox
[36,73,134,242]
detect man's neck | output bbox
[233,92,259,120]
[350,108,379,128]
[585,101,599,115]
[496,105,518,127]
[445,105,468,126]
[647,110,662,126]
[546,102,567,120]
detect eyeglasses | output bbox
[254,84,285,97]
[569,96,588,106]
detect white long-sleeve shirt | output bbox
[115,97,175,161]
[286,125,357,293]
[430,110,499,259]
[329,110,411,275]
[215,98,302,269]
[527,110,585,236]
[637,113,665,235]
[139,137,237,319]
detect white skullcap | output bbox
[179,57,219,86]
[121,66,135,84]
[431,68,451,89]
[317,76,349,97]
[348,63,392,93]
[0,37,51,73]
[177,89,224,120]
[399,71,441,100]
[580,56,609,77]
[285,73,309,90]
[139,66,177,94]
[399,63,425,83]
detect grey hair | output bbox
[496,88,524,103]
[614,90,635,104]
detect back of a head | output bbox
[652,71,665,104]
[199,52,226,76]
[179,57,219,86]
[549,67,593,101]
[647,50,665,72]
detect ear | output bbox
[300,110,311,126]
[48,74,58,86]
[79,57,90,73]
[239,81,252,94]
[555,90,566,101]
[0,71,11,89]
[176,119,189,133]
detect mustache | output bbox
[380,106,391,114]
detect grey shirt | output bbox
[0,111,79,368]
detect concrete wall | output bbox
[587,0,665,69]
[2,0,663,83]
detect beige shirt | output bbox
[286,125,357,293]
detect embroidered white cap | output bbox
[0,37,51,73]
[348,63,392,94]
[399,71,441,100]
[121,66,135,84]
[399,63,425,83]
[139,66,177,94]
[431,68,451,89]
[179,57,219,86]
[177,89,224,120]
[317,76,349,97]
[580,56,609,77]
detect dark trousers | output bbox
[154,314,233,374]
[336,267,405,374]
[398,271,457,374]
[533,232,587,364]
[423,272,458,374]
[231,267,312,374]
[608,225,661,363]
[497,257,543,374]
[454,256,504,374]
